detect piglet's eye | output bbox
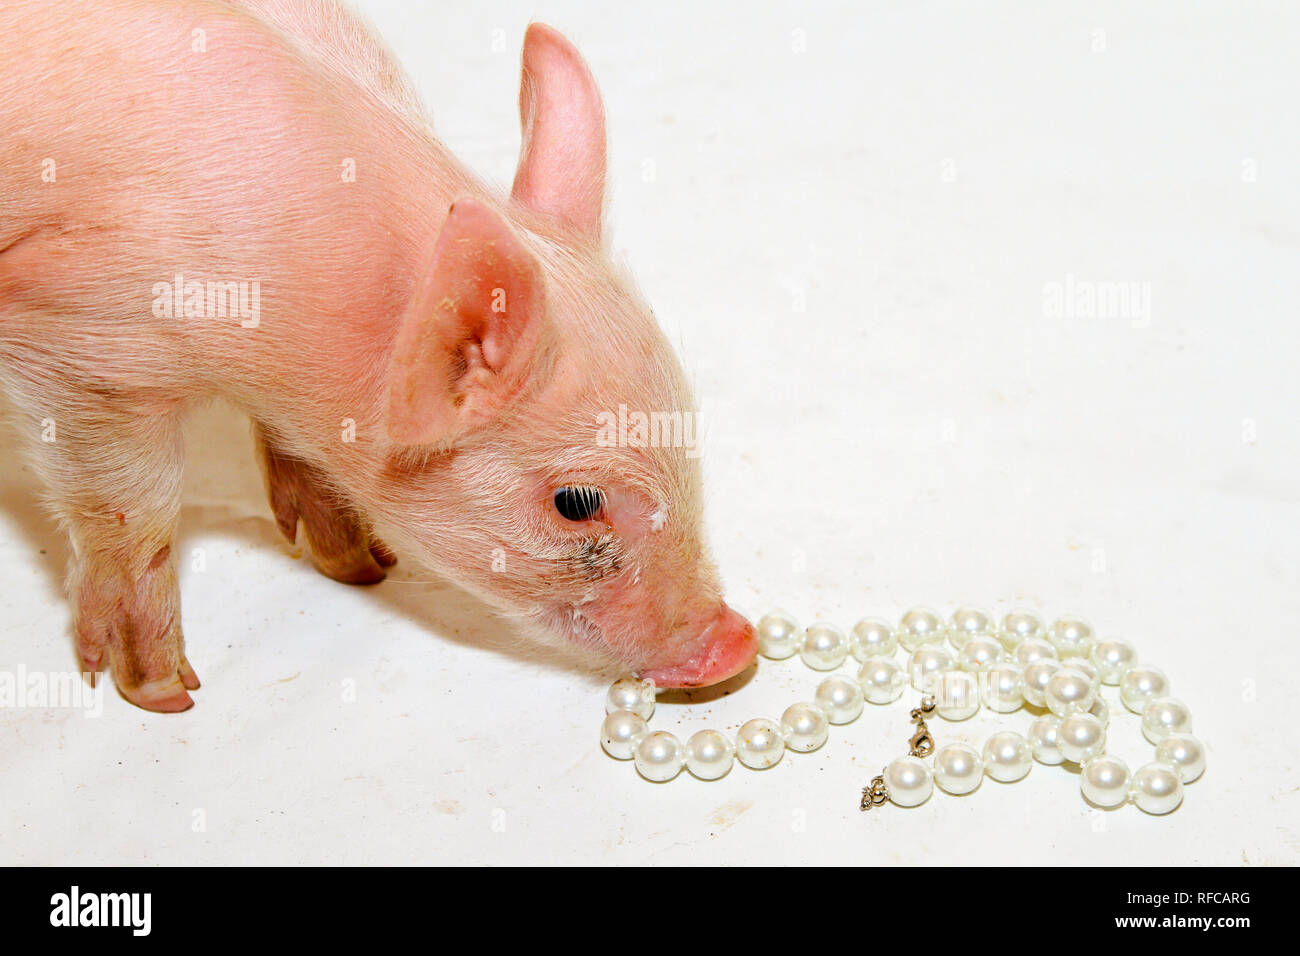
[554,486,604,522]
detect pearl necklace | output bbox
[599,607,1205,814]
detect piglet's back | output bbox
[0,0,463,407]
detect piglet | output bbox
[0,0,756,711]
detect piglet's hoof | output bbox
[309,537,397,586]
[116,659,201,713]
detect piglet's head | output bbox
[380,24,755,687]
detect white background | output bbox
[2,0,1297,864]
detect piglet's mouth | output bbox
[638,607,758,688]
[543,602,757,689]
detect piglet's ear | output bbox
[387,199,548,447]
[511,23,606,239]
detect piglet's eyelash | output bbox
[553,485,605,522]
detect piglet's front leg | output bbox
[254,423,396,585]
[47,408,200,712]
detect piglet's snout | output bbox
[639,606,757,688]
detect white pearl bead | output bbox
[781,702,830,753]
[1153,733,1206,783]
[600,710,649,760]
[1090,639,1137,684]
[948,607,993,650]
[1081,755,1131,808]
[897,607,947,652]
[755,610,801,660]
[1000,609,1043,649]
[1141,697,1192,744]
[850,617,897,660]
[801,622,849,670]
[859,658,907,704]
[934,743,984,795]
[1057,713,1106,764]
[982,663,1025,712]
[1028,714,1065,765]
[1120,665,1170,714]
[605,677,656,719]
[1130,762,1185,815]
[933,670,980,720]
[633,731,684,782]
[908,646,955,693]
[735,718,786,769]
[1045,667,1096,717]
[884,755,933,807]
[1048,616,1094,657]
[685,730,735,780]
[959,635,1005,671]
[1014,638,1058,667]
[983,732,1032,782]
[815,676,865,724]
[1021,658,1061,707]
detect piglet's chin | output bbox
[638,606,758,689]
